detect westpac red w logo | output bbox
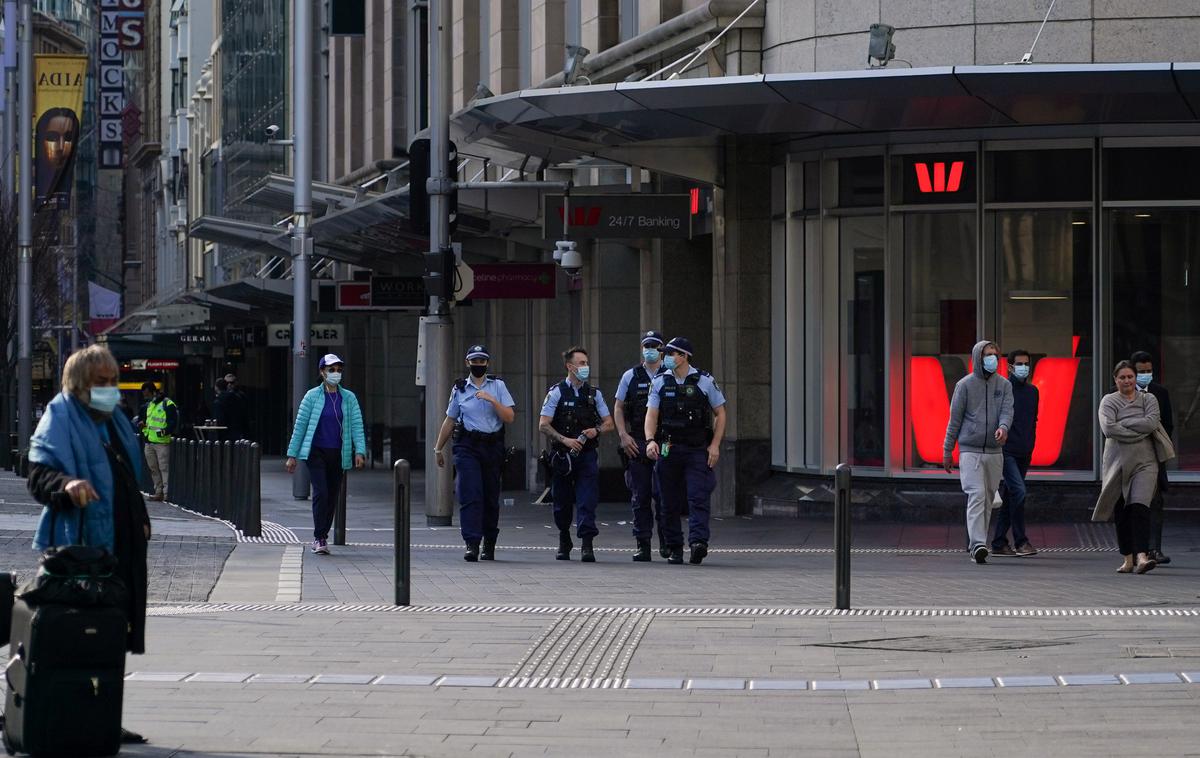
[914,161,965,194]
[557,207,602,226]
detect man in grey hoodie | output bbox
[942,340,1014,564]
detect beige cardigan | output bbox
[1092,391,1163,522]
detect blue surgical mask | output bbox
[982,354,998,373]
[1012,364,1030,380]
[642,348,660,364]
[1136,372,1152,388]
[663,355,678,371]
[324,371,342,386]
[88,386,121,414]
[575,366,590,381]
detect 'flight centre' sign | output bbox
[543,194,692,240]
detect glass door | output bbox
[841,216,886,467]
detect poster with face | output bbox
[34,55,87,209]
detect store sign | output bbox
[899,153,975,204]
[465,263,557,300]
[268,323,345,347]
[370,276,425,309]
[129,359,180,370]
[180,325,217,344]
[543,194,692,239]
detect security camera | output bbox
[265,124,281,139]
[553,240,582,274]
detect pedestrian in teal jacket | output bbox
[286,353,367,554]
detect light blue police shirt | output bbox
[539,380,611,419]
[615,363,666,402]
[647,367,726,410]
[445,376,515,434]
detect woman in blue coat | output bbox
[286,353,367,554]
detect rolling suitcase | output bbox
[0,572,14,649]
[3,598,126,757]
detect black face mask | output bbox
[470,365,488,378]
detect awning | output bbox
[452,63,1200,182]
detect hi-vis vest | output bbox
[145,398,176,444]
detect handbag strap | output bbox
[47,506,86,548]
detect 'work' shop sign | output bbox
[543,194,692,240]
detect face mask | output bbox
[88,386,121,414]
[575,366,590,381]
[1012,364,1030,380]
[642,348,660,364]
[324,371,342,385]
[663,355,678,371]
[982,355,998,373]
[1136,372,1152,388]
[470,365,488,378]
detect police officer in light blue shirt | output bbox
[538,345,614,562]
[644,337,727,566]
[432,345,515,562]
[613,330,668,562]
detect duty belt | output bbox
[455,428,503,443]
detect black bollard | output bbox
[393,459,411,606]
[333,474,348,546]
[834,463,852,610]
[246,443,262,538]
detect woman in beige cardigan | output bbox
[1094,360,1159,574]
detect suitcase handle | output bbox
[47,506,87,548]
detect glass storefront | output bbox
[772,140,1200,482]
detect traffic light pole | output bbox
[291,0,314,498]
[424,0,454,526]
[16,0,32,452]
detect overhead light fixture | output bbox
[1071,220,1087,225]
[867,23,896,67]
[1134,213,1152,218]
[1009,290,1070,301]
[563,44,591,86]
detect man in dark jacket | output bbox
[1132,350,1173,564]
[991,349,1039,557]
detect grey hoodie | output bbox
[942,340,1015,456]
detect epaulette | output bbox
[454,378,468,392]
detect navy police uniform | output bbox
[541,380,610,542]
[615,331,668,548]
[446,345,515,547]
[648,338,726,553]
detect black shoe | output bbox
[556,533,573,561]
[667,546,684,565]
[689,542,708,565]
[1150,549,1171,565]
[581,537,596,563]
[632,539,652,562]
[481,536,496,561]
[464,542,480,562]
[121,728,148,745]
[658,532,669,559]
[973,546,988,564]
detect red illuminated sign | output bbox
[914,161,965,194]
[690,187,701,215]
[910,353,1080,468]
[556,206,603,227]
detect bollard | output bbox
[245,443,262,538]
[834,463,852,610]
[221,440,233,524]
[393,459,411,606]
[333,474,348,546]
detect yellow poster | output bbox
[34,54,88,209]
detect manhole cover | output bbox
[813,635,1072,654]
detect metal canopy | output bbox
[452,63,1200,180]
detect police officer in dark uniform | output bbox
[432,345,516,562]
[644,337,727,565]
[538,345,614,562]
[613,330,668,561]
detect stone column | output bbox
[531,0,566,85]
[489,0,521,94]
[581,0,619,54]
[453,0,481,110]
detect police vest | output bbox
[145,397,176,444]
[550,381,601,451]
[657,373,712,447]
[622,365,659,439]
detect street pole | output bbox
[290,0,314,498]
[16,0,32,451]
[423,0,454,525]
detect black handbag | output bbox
[16,507,129,610]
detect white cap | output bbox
[320,353,345,368]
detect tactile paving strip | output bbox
[504,610,653,685]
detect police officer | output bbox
[432,345,516,562]
[644,337,727,565]
[539,345,614,562]
[613,330,668,561]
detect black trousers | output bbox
[1114,499,1151,557]
[306,446,344,541]
[1148,464,1167,553]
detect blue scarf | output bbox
[28,391,142,551]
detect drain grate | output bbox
[814,635,1073,654]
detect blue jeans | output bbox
[991,453,1030,550]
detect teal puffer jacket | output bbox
[286,385,367,469]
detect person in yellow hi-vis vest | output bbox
[138,381,179,501]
